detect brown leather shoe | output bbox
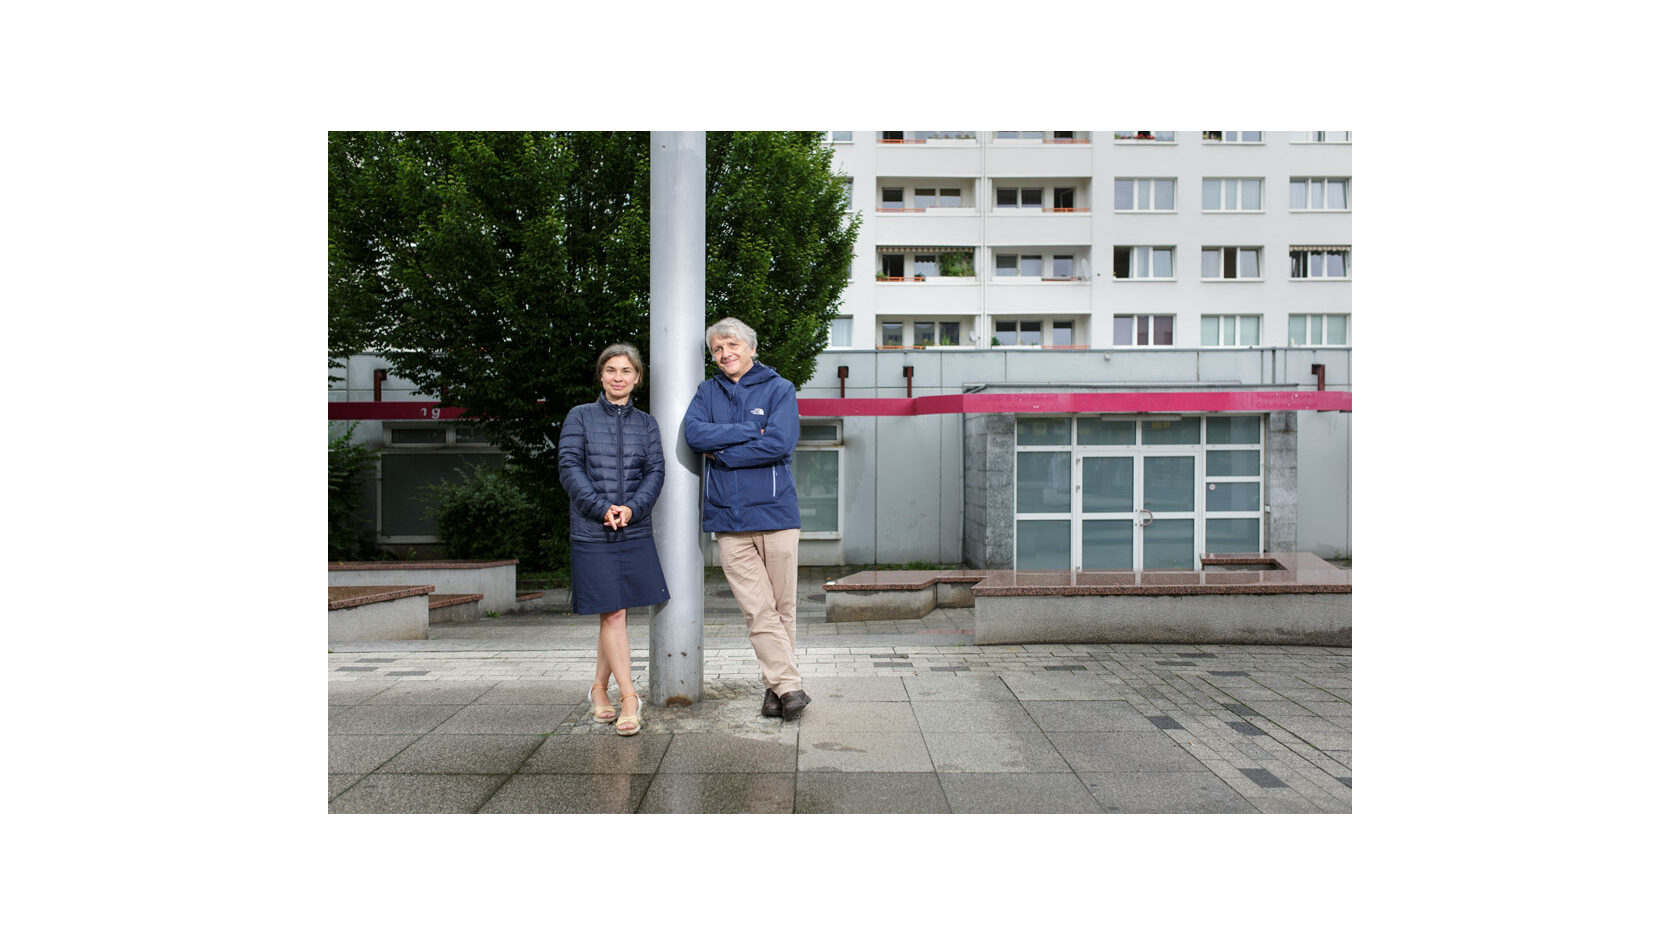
[778,689,812,720]
[762,688,782,718]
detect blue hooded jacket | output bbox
[557,395,665,544]
[682,361,801,534]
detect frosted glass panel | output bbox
[1143,456,1195,510]
[1206,481,1260,512]
[1206,518,1260,553]
[1142,419,1199,445]
[1327,316,1348,344]
[1242,179,1260,209]
[1017,452,1071,513]
[1202,316,1220,345]
[794,450,840,532]
[1017,520,1071,570]
[1082,521,1134,570]
[1078,418,1135,444]
[1017,418,1071,445]
[1206,449,1261,477]
[1206,417,1261,444]
[1082,456,1134,512]
[1141,519,1194,568]
[1240,316,1259,345]
[381,452,504,536]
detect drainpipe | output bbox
[1311,363,1326,391]
[373,368,387,402]
[838,364,848,398]
[904,364,914,397]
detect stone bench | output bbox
[821,570,988,621]
[972,553,1350,646]
[329,585,433,642]
[329,560,519,614]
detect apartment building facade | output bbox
[331,131,1351,569]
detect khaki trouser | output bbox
[717,528,802,695]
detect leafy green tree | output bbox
[328,131,858,556]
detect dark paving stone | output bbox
[637,773,795,813]
[1240,767,1289,788]
[335,666,378,673]
[1042,665,1088,672]
[662,733,798,773]
[924,730,1070,773]
[940,773,1101,813]
[1080,771,1257,814]
[1226,720,1266,737]
[378,734,545,774]
[328,734,419,774]
[1337,776,1353,788]
[869,654,909,659]
[1022,700,1157,732]
[521,734,671,774]
[480,774,651,813]
[1147,715,1184,730]
[1156,660,1196,666]
[1046,731,1205,773]
[387,671,430,676]
[328,774,505,813]
[1220,702,1261,717]
[794,773,950,813]
[926,666,973,672]
[1209,671,1250,677]
[357,658,398,663]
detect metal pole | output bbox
[649,131,706,707]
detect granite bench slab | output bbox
[328,584,434,643]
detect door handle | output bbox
[1138,508,1155,527]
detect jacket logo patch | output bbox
[750,407,764,415]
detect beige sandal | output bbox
[589,684,618,723]
[615,691,643,736]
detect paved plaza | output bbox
[328,572,1351,814]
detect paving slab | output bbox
[798,731,934,773]
[638,773,796,813]
[480,774,651,814]
[939,773,1103,813]
[377,734,545,774]
[794,773,951,813]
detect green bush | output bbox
[425,464,545,563]
[328,423,379,560]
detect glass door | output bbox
[1139,454,1198,568]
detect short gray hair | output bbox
[705,317,757,354]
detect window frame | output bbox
[1113,246,1176,281]
[1202,177,1264,212]
[1201,246,1263,281]
[1200,314,1262,347]
[1289,177,1350,212]
[794,422,844,539]
[1112,314,1175,347]
[1288,247,1351,280]
[1114,177,1177,212]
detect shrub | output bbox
[328,423,379,560]
[425,464,544,563]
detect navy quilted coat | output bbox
[682,361,801,533]
[557,395,665,544]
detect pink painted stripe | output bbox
[329,389,1349,421]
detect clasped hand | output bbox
[603,505,633,530]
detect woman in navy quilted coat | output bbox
[558,343,668,735]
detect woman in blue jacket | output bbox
[558,343,668,736]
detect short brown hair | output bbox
[596,343,645,388]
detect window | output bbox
[1050,255,1074,279]
[1053,187,1077,210]
[1050,320,1075,346]
[1202,131,1262,143]
[1115,178,1175,211]
[995,320,1043,345]
[1113,246,1174,279]
[913,254,939,279]
[1201,315,1261,346]
[1290,177,1349,211]
[881,187,904,210]
[1202,178,1262,211]
[882,319,963,347]
[379,425,505,541]
[881,131,905,142]
[913,131,975,140]
[795,423,842,536]
[995,131,1044,140]
[828,317,852,348]
[1289,246,1350,279]
[996,253,1044,278]
[1114,130,1175,142]
[1288,314,1350,346]
[1202,246,1261,280]
[996,186,1044,209]
[1290,131,1350,143]
[914,187,962,209]
[826,131,853,144]
[1114,314,1174,346]
[879,254,904,279]
[842,178,853,209]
